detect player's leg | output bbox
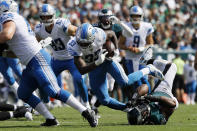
[0,57,18,89]
[53,58,90,109]
[6,58,22,78]
[32,50,97,127]
[89,64,127,111]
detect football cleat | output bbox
[147,64,164,81]
[25,112,33,121]
[139,46,153,65]
[40,118,59,126]
[82,109,98,127]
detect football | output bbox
[103,42,115,57]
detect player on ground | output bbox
[118,6,154,91]
[0,102,32,121]
[34,4,90,109]
[127,48,178,125]
[67,23,164,113]
[0,0,97,127]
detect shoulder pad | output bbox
[0,13,14,24]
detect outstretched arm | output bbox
[144,95,176,108]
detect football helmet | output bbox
[98,9,113,29]
[76,23,96,49]
[39,4,55,26]
[127,101,150,125]
[129,6,143,24]
[0,0,18,14]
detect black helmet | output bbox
[98,9,113,29]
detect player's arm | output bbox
[118,35,135,52]
[0,21,16,44]
[144,95,176,108]
[67,24,77,36]
[74,50,108,75]
[146,33,154,45]
[74,56,99,75]
[105,30,118,49]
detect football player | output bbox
[118,6,154,92]
[34,4,90,109]
[0,102,32,121]
[0,22,22,105]
[127,48,178,125]
[0,0,97,127]
[67,23,164,113]
[184,54,196,105]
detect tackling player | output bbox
[34,4,90,109]
[127,49,178,125]
[0,0,97,127]
[67,23,164,113]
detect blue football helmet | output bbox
[0,0,18,14]
[76,23,96,49]
[129,6,144,24]
[39,4,55,26]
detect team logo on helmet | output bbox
[76,23,96,49]
[98,9,113,29]
[129,6,144,24]
[0,0,18,14]
[39,4,55,26]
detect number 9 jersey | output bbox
[123,21,154,60]
[34,18,73,60]
[67,27,106,65]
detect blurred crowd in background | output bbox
[0,0,196,106]
[16,0,197,51]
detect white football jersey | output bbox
[153,59,176,98]
[34,18,73,60]
[0,12,42,65]
[123,21,154,60]
[67,27,106,65]
[184,64,196,84]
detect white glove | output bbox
[109,16,120,24]
[39,37,53,48]
[114,49,119,57]
[95,49,108,66]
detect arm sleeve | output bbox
[67,39,82,56]
[146,23,154,36]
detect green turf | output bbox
[0,104,197,131]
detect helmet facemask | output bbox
[98,15,112,29]
[40,15,55,26]
[130,14,142,25]
[76,24,96,50]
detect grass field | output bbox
[0,104,197,131]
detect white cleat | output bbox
[139,46,153,65]
[25,112,33,121]
[147,64,164,81]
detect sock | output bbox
[191,93,196,103]
[0,112,12,120]
[66,95,87,113]
[9,112,13,118]
[140,68,150,76]
[83,101,91,109]
[35,102,54,119]
[10,81,19,92]
[0,103,15,111]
